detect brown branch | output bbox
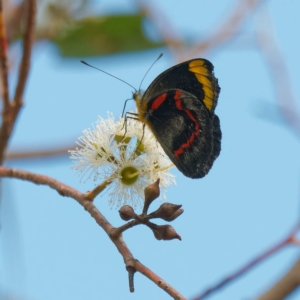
[257,258,300,300]
[0,0,36,164]
[0,166,186,300]
[112,219,140,238]
[193,223,300,300]
[0,0,10,106]
[135,260,184,299]
[0,0,11,165]
[14,0,36,103]
[5,145,76,160]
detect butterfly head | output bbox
[132,90,144,107]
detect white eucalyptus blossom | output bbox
[70,114,176,208]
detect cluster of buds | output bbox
[117,179,183,241]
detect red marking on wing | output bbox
[174,90,184,110]
[173,90,200,158]
[151,93,167,110]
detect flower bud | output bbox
[119,205,136,221]
[152,225,181,241]
[143,179,160,213]
[148,202,183,221]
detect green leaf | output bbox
[53,14,163,57]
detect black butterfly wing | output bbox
[143,59,220,114]
[143,89,221,178]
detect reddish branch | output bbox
[0,166,186,300]
[193,224,300,300]
[0,0,36,164]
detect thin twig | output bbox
[14,0,36,103]
[5,145,76,160]
[255,7,300,137]
[193,223,300,300]
[0,166,186,300]
[0,0,36,164]
[85,179,112,200]
[0,0,11,165]
[112,219,139,238]
[187,0,263,58]
[127,266,136,292]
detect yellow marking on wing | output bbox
[202,86,213,111]
[188,60,216,112]
[194,74,213,89]
[189,66,209,76]
[189,60,206,67]
[203,87,214,99]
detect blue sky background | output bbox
[1,0,300,299]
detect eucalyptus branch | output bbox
[0,166,186,300]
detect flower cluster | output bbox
[70,114,176,208]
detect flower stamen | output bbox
[154,164,174,173]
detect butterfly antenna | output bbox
[138,53,163,91]
[81,60,137,92]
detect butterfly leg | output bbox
[120,112,140,142]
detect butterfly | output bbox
[132,58,221,179]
